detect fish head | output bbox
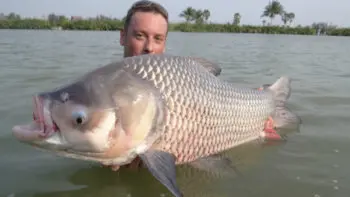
[12,67,164,166]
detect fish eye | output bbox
[72,110,87,125]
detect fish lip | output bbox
[12,96,59,142]
[32,95,58,138]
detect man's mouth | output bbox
[12,95,58,141]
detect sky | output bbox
[1,0,349,27]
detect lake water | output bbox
[0,30,349,197]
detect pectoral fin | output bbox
[139,150,183,197]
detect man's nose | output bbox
[143,40,154,54]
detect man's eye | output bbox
[155,36,164,43]
[135,33,143,39]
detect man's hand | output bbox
[103,156,143,171]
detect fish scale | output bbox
[122,55,274,164]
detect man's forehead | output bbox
[128,11,168,34]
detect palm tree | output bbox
[281,12,295,26]
[202,9,210,23]
[233,13,241,26]
[261,0,284,25]
[194,9,204,24]
[7,12,21,20]
[179,7,196,23]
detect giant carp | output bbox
[12,54,301,197]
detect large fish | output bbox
[12,54,301,197]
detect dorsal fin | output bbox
[190,57,222,76]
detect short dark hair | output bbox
[123,0,169,31]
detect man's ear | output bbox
[120,29,125,46]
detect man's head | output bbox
[120,0,169,57]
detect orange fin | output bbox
[263,117,283,141]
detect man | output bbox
[119,0,169,57]
[104,0,169,171]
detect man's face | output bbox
[120,11,168,57]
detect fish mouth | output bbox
[12,95,58,142]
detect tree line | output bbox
[0,0,349,36]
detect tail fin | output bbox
[266,76,302,130]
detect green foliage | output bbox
[281,12,295,26]
[61,19,123,31]
[179,7,210,24]
[233,13,241,26]
[179,7,196,23]
[0,13,123,31]
[0,18,51,29]
[261,0,285,24]
[327,28,350,36]
[311,22,339,35]
[0,12,349,36]
[171,22,317,35]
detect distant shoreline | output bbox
[1,19,349,37]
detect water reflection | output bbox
[30,141,278,197]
